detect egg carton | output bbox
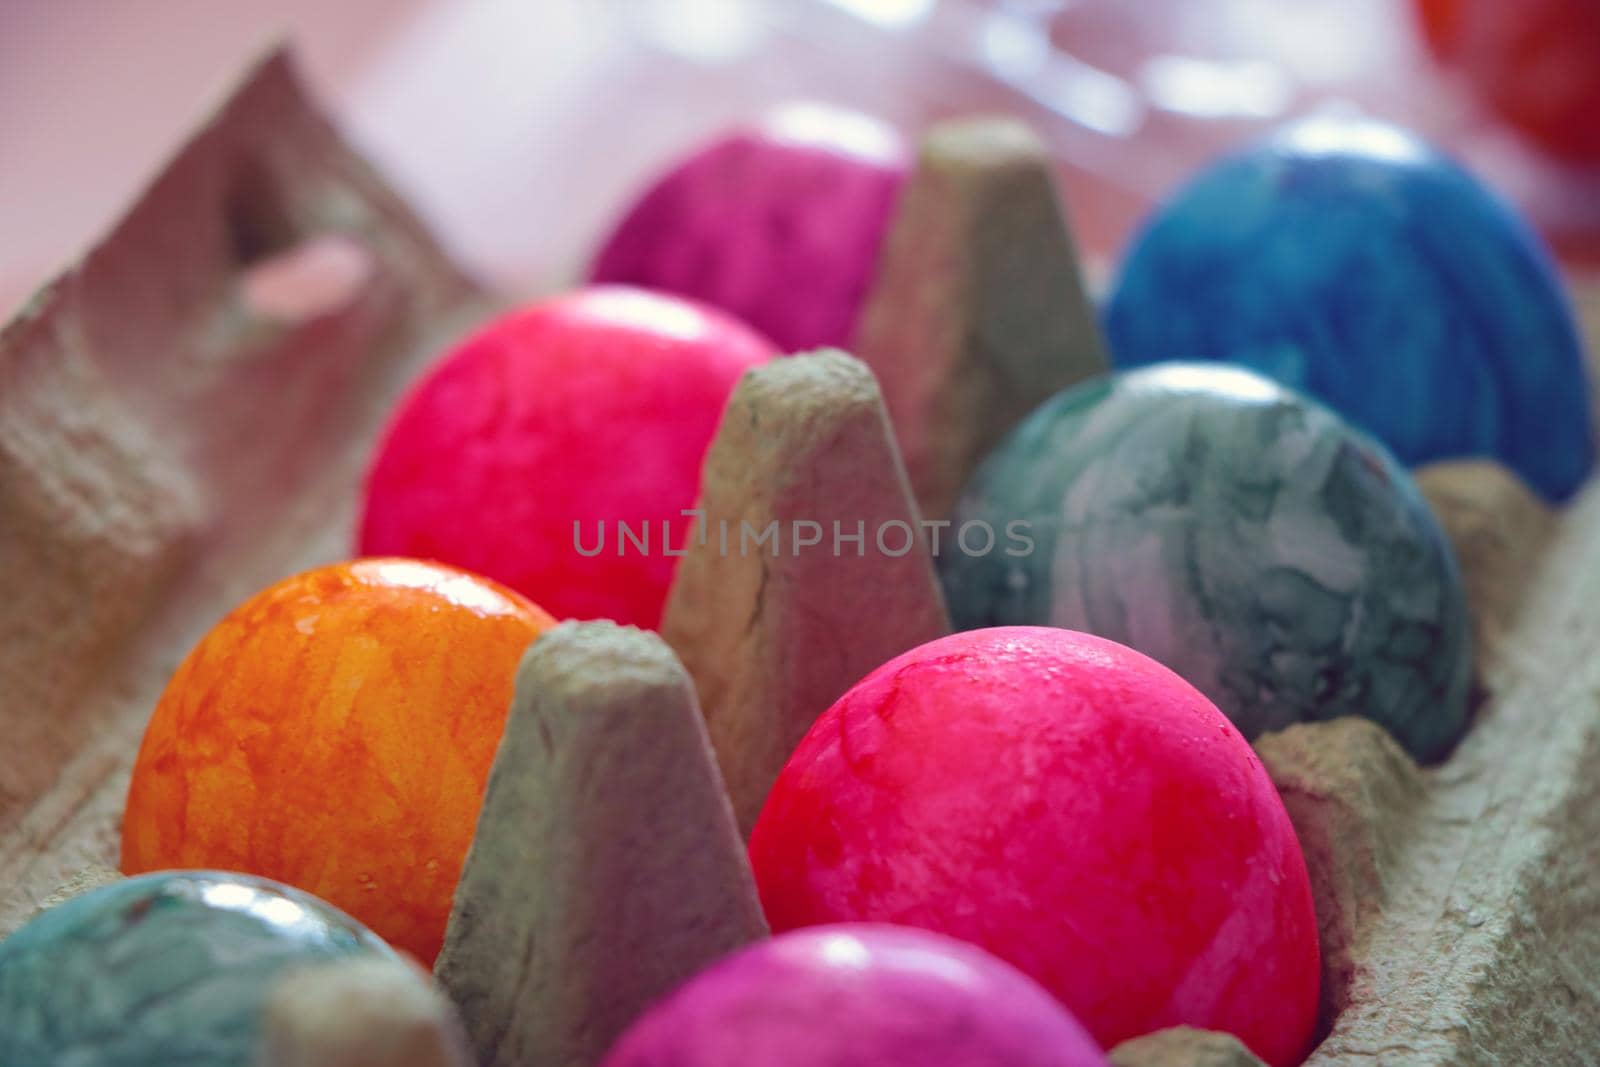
[2,48,1598,1067]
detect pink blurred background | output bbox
[3,0,1596,319]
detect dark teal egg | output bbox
[1106,117,1593,503]
[940,363,1472,761]
[0,871,394,1066]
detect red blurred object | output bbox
[1415,0,1465,55]
[1416,0,1600,165]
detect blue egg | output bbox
[1106,117,1593,502]
[0,871,394,1066]
[939,363,1472,762]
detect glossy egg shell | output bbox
[750,627,1321,1067]
[590,105,907,353]
[121,558,554,964]
[1105,117,1593,502]
[358,287,780,628]
[0,870,392,1066]
[603,924,1108,1067]
[939,363,1473,762]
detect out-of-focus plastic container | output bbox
[336,0,1598,292]
[1,0,1593,315]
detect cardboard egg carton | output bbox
[3,48,1598,1067]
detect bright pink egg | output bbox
[359,287,779,628]
[603,924,1109,1067]
[750,627,1321,1067]
[590,104,908,353]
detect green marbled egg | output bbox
[940,362,1471,761]
[0,870,394,1066]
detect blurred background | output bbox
[3,0,1597,316]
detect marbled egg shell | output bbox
[603,924,1109,1067]
[940,363,1472,761]
[1105,117,1593,502]
[359,287,778,630]
[749,630,1320,1066]
[0,871,393,1066]
[590,104,907,353]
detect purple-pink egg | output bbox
[602,924,1109,1067]
[589,103,907,354]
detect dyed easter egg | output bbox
[590,104,907,352]
[122,559,555,964]
[940,363,1472,761]
[750,627,1321,1067]
[603,924,1107,1067]
[359,287,779,628]
[1417,0,1600,163]
[1105,117,1593,502]
[0,871,391,1065]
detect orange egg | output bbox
[121,558,555,963]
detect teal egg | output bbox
[940,363,1472,761]
[0,870,393,1066]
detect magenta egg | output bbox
[602,924,1108,1067]
[589,104,907,353]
